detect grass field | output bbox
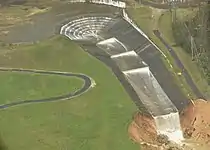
[158,11,210,98]
[0,36,139,150]
[127,6,196,98]
[0,72,83,105]
[0,4,52,33]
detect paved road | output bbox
[153,30,205,99]
[0,68,92,109]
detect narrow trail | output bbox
[153,30,205,99]
[0,67,93,109]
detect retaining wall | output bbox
[122,9,148,39]
[69,0,126,8]
[122,9,167,58]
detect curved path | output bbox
[153,30,205,99]
[0,67,93,109]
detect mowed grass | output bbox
[158,11,210,98]
[0,72,83,105]
[0,36,138,150]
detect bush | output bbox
[172,22,191,54]
[172,9,210,85]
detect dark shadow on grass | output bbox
[0,137,8,150]
[171,44,178,47]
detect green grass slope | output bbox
[158,11,210,98]
[0,72,83,105]
[0,36,138,150]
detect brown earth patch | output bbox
[128,99,210,150]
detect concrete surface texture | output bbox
[60,10,188,113]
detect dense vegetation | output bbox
[172,3,210,84]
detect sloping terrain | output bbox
[128,99,210,150]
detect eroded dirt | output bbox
[180,99,210,149]
[128,99,210,150]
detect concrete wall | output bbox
[122,9,168,58]
[69,0,126,8]
[122,9,148,39]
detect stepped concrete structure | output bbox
[60,3,187,142]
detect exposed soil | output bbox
[128,99,210,150]
[180,99,210,149]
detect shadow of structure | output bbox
[0,137,8,150]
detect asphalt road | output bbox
[153,30,205,99]
[0,68,92,109]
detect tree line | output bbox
[172,3,210,84]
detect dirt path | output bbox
[153,30,205,99]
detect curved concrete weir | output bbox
[60,10,184,143]
[60,16,116,41]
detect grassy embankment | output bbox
[0,71,84,105]
[158,8,210,98]
[0,36,139,150]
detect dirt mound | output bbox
[128,99,210,150]
[128,113,158,144]
[180,99,210,149]
[128,112,183,150]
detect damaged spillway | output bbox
[60,14,184,143]
[111,50,184,143]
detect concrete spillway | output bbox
[96,37,127,55]
[111,50,183,142]
[60,14,184,143]
[111,51,146,71]
[154,112,184,142]
[123,67,177,116]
